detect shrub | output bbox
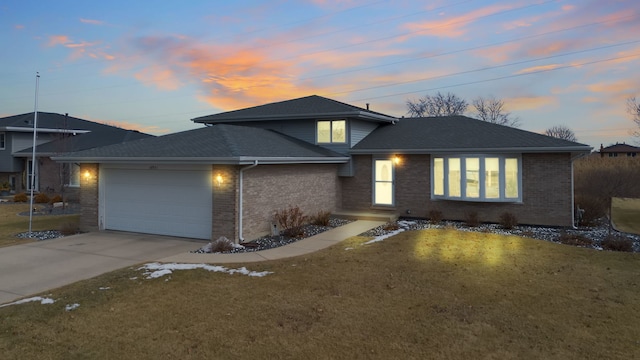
[464,211,480,227]
[383,222,399,231]
[49,195,63,204]
[601,234,634,252]
[310,210,331,227]
[428,209,443,224]
[34,193,50,204]
[210,236,234,253]
[13,193,28,202]
[575,196,607,226]
[59,221,80,236]
[499,212,518,229]
[557,232,593,247]
[274,205,308,238]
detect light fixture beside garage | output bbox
[215,174,224,187]
[83,170,93,180]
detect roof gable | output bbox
[192,95,397,124]
[352,116,592,153]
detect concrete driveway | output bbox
[0,231,204,305]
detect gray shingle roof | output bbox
[14,129,152,156]
[55,124,349,163]
[599,143,640,153]
[192,95,397,124]
[352,116,592,153]
[0,112,128,132]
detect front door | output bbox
[374,159,394,206]
[27,160,38,191]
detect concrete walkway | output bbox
[158,219,385,263]
[0,220,384,305]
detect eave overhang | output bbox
[192,111,397,124]
[51,156,351,165]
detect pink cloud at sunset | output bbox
[506,96,557,111]
[403,4,514,38]
[80,18,104,25]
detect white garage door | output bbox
[101,166,213,239]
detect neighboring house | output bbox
[54,95,592,241]
[599,143,640,158]
[0,112,152,200]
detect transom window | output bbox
[317,120,346,143]
[0,132,5,150]
[432,155,521,202]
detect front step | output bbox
[332,209,399,223]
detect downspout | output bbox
[238,160,258,242]
[570,152,589,229]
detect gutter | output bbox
[238,160,259,242]
[349,146,593,155]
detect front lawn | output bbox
[612,197,640,235]
[1,229,638,359]
[0,203,79,248]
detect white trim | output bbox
[372,157,395,206]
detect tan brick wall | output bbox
[79,163,99,232]
[37,157,80,201]
[212,165,239,241]
[241,164,340,241]
[341,153,574,227]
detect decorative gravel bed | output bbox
[192,218,353,254]
[15,230,65,241]
[361,219,640,252]
[196,217,640,254]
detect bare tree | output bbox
[627,96,640,139]
[406,92,468,117]
[471,95,520,127]
[545,125,578,142]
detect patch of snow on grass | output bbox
[364,229,404,244]
[99,287,110,290]
[0,296,55,308]
[139,262,273,279]
[65,303,80,311]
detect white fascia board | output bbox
[51,156,351,164]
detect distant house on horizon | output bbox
[599,143,640,158]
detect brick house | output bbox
[599,143,640,158]
[55,95,592,241]
[0,112,151,201]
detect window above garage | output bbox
[432,155,521,202]
[317,120,346,144]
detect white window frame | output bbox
[373,158,395,206]
[316,119,347,144]
[66,163,80,187]
[431,154,522,202]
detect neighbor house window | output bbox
[374,159,394,205]
[66,163,80,187]
[317,120,346,143]
[0,132,5,150]
[432,155,521,202]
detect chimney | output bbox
[366,103,370,110]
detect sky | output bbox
[1,0,639,149]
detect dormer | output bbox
[191,95,398,155]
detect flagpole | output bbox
[28,72,40,235]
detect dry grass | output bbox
[612,197,640,235]
[0,203,80,248]
[1,229,639,359]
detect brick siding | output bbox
[79,163,99,232]
[341,153,574,227]
[241,164,340,241]
[212,165,239,241]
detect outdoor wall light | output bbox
[393,155,402,165]
[215,174,224,186]
[83,170,92,180]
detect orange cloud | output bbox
[506,96,557,111]
[473,42,522,63]
[403,4,514,38]
[48,35,71,47]
[135,66,182,91]
[14,24,24,30]
[515,64,563,75]
[93,119,171,135]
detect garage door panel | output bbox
[102,167,213,239]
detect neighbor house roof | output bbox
[192,95,398,124]
[351,116,593,154]
[0,112,125,134]
[599,143,640,153]
[13,129,152,157]
[54,124,350,164]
